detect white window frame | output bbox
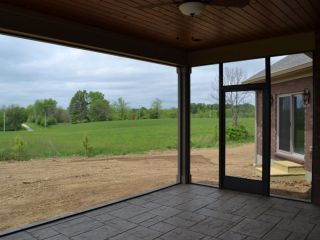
[276,93,305,160]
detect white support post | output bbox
[45,112,47,128]
[3,111,5,132]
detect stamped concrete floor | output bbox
[1,184,320,240]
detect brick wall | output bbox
[256,76,313,172]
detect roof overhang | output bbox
[188,32,315,66]
[244,62,313,84]
[0,3,187,66]
[0,2,317,67]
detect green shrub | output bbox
[226,125,249,142]
[82,135,94,157]
[0,136,29,161]
[11,135,29,160]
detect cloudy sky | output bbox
[0,34,284,108]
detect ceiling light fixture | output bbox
[179,2,206,17]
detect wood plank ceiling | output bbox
[2,0,320,50]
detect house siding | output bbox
[256,76,313,174]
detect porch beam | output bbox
[218,63,225,188]
[262,57,271,196]
[0,3,186,66]
[177,66,191,184]
[312,33,320,205]
[188,32,315,67]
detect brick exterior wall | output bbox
[256,76,313,172]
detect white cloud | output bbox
[0,34,287,109]
[0,35,178,108]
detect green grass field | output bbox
[0,118,254,160]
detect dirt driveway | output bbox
[0,144,311,231]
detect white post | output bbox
[3,111,5,132]
[44,112,47,128]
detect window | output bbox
[277,94,305,157]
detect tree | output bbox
[29,99,58,126]
[149,98,162,119]
[211,67,248,126]
[88,91,105,103]
[0,106,28,131]
[69,90,89,123]
[87,92,111,121]
[88,99,111,121]
[54,107,70,123]
[69,90,111,123]
[113,97,129,120]
[82,135,93,157]
[190,103,216,118]
[129,109,138,120]
[137,107,148,119]
[42,99,57,116]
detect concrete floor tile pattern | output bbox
[1,184,320,240]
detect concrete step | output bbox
[255,160,306,180]
[255,166,305,177]
[273,160,305,174]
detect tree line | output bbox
[67,91,176,123]
[191,102,254,120]
[0,89,255,131]
[1,67,255,132]
[0,90,176,131]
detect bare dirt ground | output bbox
[191,143,311,200]
[191,143,261,184]
[0,144,311,231]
